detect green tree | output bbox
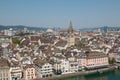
[15,32,32,36]
[109,58,116,64]
[12,39,20,45]
[75,42,85,48]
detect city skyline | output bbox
[0,0,120,28]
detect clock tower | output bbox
[67,21,75,47]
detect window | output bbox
[31,69,33,72]
[28,72,30,74]
[32,76,33,79]
[32,71,33,74]
[28,76,30,79]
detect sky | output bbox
[0,0,120,29]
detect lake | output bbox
[52,70,120,80]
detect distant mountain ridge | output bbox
[79,26,120,32]
[0,25,48,31]
[0,25,120,31]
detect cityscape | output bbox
[0,0,120,80]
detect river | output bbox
[52,70,120,80]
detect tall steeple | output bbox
[68,20,73,33]
[67,21,75,47]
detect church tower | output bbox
[67,21,75,47]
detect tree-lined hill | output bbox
[0,25,48,31]
[0,25,120,31]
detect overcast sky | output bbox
[0,0,120,29]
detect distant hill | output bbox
[0,25,48,31]
[79,26,120,32]
[0,25,120,32]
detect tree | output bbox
[75,42,85,48]
[12,39,20,45]
[61,49,65,54]
[15,32,32,36]
[109,58,116,64]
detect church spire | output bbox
[68,20,73,33]
[67,20,75,47]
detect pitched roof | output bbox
[23,64,34,69]
[0,58,10,68]
[33,58,46,67]
[55,39,67,47]
[85,51,108,59]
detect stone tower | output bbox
[67,21,75,47]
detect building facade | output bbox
[10,66,22,80]
[116,52,120,63]
[35,63,53,78]
[0,67,10,80]
[69,61,78,72]
[78,52,109,70]
[0,58,11,80]
[23,64,36,80]
[60,59,70,74]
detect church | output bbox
[67,21,75,47]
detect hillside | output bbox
[0,25,48,31]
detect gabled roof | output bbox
[55,39,67,47]
[85,51,108,59]
[0,58,10,68]
[33,58,46,67]
[23,64,34,69]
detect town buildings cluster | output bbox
[0,21,120,80]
